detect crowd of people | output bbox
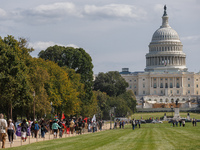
[0,113,104,149]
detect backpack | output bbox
[34,124,39,130]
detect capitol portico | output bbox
[120,6,200,109]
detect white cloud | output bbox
[0,8,7,18]
[153,4,163,14]
[25,2,82,19]
[84,4,146,19]
[181,35,200,41]
[29,41,79,51]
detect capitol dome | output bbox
[152,28,180,42]
[145,5,187,72]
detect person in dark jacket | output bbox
[40,119,47,138]
[21,119,28,142]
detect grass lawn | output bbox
[8,122,200,150]
[132,112,200,120]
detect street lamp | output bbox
[50,102,53,120]
[33,91,36,121]
[110,107,116,129]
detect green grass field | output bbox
[9,122,200,150]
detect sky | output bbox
[0,0,199,74]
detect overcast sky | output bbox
[0,0,199,74]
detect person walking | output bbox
[78,119,83,134]
[31,121,35,138]
[182,120,185,127]
[70,119,74,134]
[7,119,15,144]
[132,119,135,130]
[52,119,61,138]
[138,120,141,128]
[34,121,40,138]
[192,118,195,126]
[92,121,96,133]
[0,113,7,148]
[40,119,47,138]
[21,119,28,142]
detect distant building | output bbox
[120,6,200,109]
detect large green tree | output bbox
[94,71,128,97]
[38,46,94,115]
[0,36,33,120]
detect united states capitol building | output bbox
[120,6,200,109]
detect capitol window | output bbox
[177,90,179,94]
[143,91,145,94]
[197,91,198,95]
[143,84,145,88]
[177,78,179,80]
[176,83,180,88]
[188,84,190,87]
[154,83,157,88]
[197,84,198,88]
[188,90,190,94]
[170,83,173,88]
[160,83,163,88]
[188,78,190,80]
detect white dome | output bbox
[145,6,187,72]
[152,27,180,42]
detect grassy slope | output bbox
[9,123,200,150]
[132,112,200,120]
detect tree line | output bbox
[0,35,136,121]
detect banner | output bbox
[16,125,31,137]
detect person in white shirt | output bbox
[7,119,15,144]
[0,113,8,148]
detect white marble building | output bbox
[120,6,200,108]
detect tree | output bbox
[94,71,128,97]
[0,35,33,120]
[38,46,94,105]
[118,90,137,114]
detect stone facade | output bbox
[120,6,200,109]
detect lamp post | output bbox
[51,102,53,120]
[33,91,35,121]
[110,107,116,129]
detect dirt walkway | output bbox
[1,122,113,149]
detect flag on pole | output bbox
[61,113,65,120]
[92,115,96,122]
